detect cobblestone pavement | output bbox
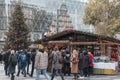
[0,64,120,80]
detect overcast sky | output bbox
[77,0,88,2]
[15,0,87,8]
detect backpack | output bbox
[20,53,27,63]
[59,56,64,64]
[57,52,63,64]
[11,54,17,66]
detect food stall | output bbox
[35,30,120,75]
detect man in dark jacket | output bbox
[26,49,31,75]
[63,48,71,76]
[0,52,3,63]
[30,48,36,77]
[78,50,84,77]
[17,50,27,77]
[3,49,11,76]
[82,50,90,77]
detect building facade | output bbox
[0,0,94,51]
[35,0,94,32]
[21,0,94,32]
[0,0,53,51]
[50,3,73,34]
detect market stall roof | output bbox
[35,30,120,44]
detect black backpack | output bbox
[11,54,17,66]
[57,52,63,64]
[65,53,71,63]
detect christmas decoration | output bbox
[3,4,30,51]
[67,28,72,32]
[13,31,18,35]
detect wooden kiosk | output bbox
[36,30,120,74]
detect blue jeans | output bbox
[36,69,51,80]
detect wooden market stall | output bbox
[36,30,120,74]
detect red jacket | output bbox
[88,53,94,67]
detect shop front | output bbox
[36,30,120,74]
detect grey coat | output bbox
[8,54,17,74]
[52,50,62,69]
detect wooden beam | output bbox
[70,42,120,45]
[70,42,99,45]
[48,40,69,44]
[48,40,120,45]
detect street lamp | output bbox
[57,9,59,33]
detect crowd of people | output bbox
[0,44,94,80]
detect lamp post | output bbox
[57,9,59,33]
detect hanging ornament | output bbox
[67,28,72,32]
[13,31,18,35]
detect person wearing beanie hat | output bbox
[37,44,44,53]
[38,44,44,50]
[35,44,50,80]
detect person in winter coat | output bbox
[0,52,2,63]
[3,49,11,76]
[63,48,71,76]
[30,48,36,77]
[16,50,27,77]
[71,49,79,80]
[51,46,64,80]
[8,50,17,80]
[35,44,50,80]
[26,49,31,75]
[82,50,90,77]
[78,50,84,78]
[16,50,22,77]
[47,48,53,72]
[88,52,94,75]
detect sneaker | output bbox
[29,74,33,77]
[16,74,19,77]
[21,72,23,74]
[78,76,84,79]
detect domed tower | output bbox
[59,3,68,15]
[50,3,73,34]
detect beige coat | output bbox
[35,51,48,69]
[71,50,79,73]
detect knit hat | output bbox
[38,44,44,50]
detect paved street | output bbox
[0,64,120,80]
